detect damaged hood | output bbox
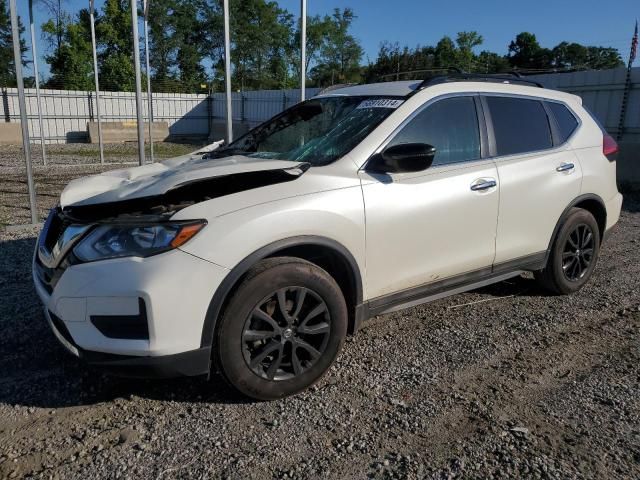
[60,153,308,208]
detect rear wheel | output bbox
[535,208,600,294]
[215,257,347,400]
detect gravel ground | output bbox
[0,188,638,478]
[0,143,201,227]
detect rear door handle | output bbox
[470,179,497,191]
[556,162,575,172]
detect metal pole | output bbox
[143,0,154,162]
[10,0,38,223]
[131,0,145,165]
[300,0,306,102]
[89,0,104,164]
[29,0,47,166]
[223,0,233,143]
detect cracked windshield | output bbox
[207,96,403,165]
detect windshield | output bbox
[206,96,403,166]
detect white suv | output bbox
[33,74,623,400]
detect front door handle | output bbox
[470,179,497,191]
[556,162,575,172]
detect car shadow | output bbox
[0,232,554,409]
[621,190,640,213]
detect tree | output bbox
[229,0,293,90]
[302,15,330,76]
[97,0,134,91]
[172,0,208,91]
[42,9,94,89]
[26,1,625,93]
[0,0,28,87]
[362,42,436,82]
[434,36,457,69]
[147,0,179,87]
[476,50,510,73]
[310,8,363,86]
[455,31,483,71]
[552,41,623,70]
[585,46,623,70]
[507,32,553,70]
[40,0,69,59]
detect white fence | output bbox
[530,67,640,185]
[0,68,638,147]
[0,87,320,144]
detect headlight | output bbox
[72,221,206,262]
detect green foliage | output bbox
[366,30,624,81]
[100,52,136,91]
[551,42,623,70]
[507,32,552,70]
[229,0,294,90]
[97,0,135,90]
[42,9,94,90]
[146,0,211,93]
[308,8,362,86]
[0,0,28,88]
[455,31,483,71]
[476,50,510,74]
[34,0,626,93]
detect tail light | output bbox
[603,134,618,162]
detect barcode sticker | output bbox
[356,99,404,109]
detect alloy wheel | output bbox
[241,287,331,381]
[562,223,594,281]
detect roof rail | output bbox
[374,66,462,83]
[416,72,545,90]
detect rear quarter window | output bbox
[485,96,553,156]
[547,102,579,143]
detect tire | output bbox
[535,208,600,295]
[215,257,348,400]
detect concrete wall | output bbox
[87,121,170,143]
[0,122,21,144]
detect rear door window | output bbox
[547,102,579,143]
[485,96,553,156]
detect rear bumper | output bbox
[604,192,623,231]
[45,308,211,378]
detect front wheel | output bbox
[535,208,600,294]
[215,257,348,400]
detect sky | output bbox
[16,0,640,78]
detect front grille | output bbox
[36,209,84,294]
[35,254,73,294]
[34,259,54,294]
[43,209,70,251]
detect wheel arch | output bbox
[546,193,607,257]
[200,236,364,351]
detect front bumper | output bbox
[33,226,230,374]
[45,308,211,377]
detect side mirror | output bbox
[368,143,436,173]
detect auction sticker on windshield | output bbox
[356,99,404,109]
